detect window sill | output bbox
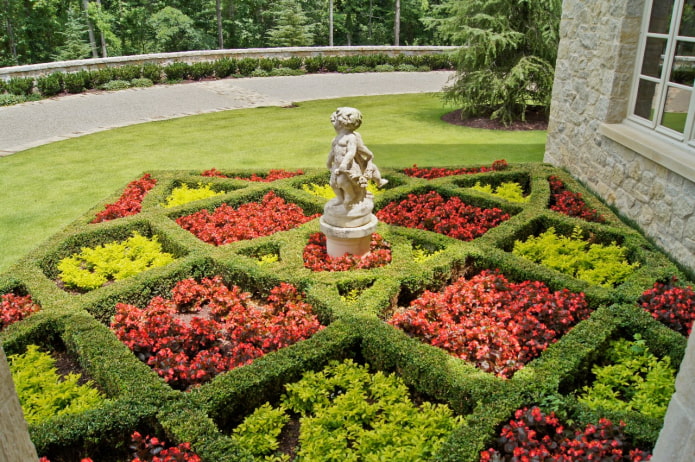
[599,122,695,184]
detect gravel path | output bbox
[0,71,453,156]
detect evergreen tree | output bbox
[266,0,314,47]
[53,7,92,61]
[430,0,561,125]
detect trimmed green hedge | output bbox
[1,163,690,461]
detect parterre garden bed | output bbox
[1,162,692,461]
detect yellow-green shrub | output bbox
[162,183,225,208]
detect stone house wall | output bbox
[545,1,695,460]
[545,0,695,273]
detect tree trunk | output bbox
[329,0,333,46]
[3,0,17,61]
[393,0,400,46]
[95,0,107,57]
[81,0,98,58]
[216,0,223,48]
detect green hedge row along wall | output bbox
[0,162,689,461]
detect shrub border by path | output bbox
[1,162,690,461]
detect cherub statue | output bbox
[326,107,387,207]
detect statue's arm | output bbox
[338,135,357,171]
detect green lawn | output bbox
[0,93,546,273]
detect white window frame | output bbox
[627,0,695,149]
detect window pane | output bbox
[671,41,695,85]
[634,79,659,121]
[649,0,675,33]
[679,0,695,36]
[660,85,690,132]
[641,37,668,77]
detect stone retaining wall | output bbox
[546,1,695,460]
[0,46,457,81]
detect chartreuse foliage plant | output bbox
[0,163,689,460]
[162,183,225,208]
[9,345,106,425]
[57,231,175,290]
[301,181,382,199]
[578,335,675,419]
[233,359,462,461]
[471,181,529,203]
[513,226,639,287]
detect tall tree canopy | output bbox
[430,0,562,125]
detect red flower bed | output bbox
[176,191,318,245]
[201,168,303,182]
[639,276,695,336]
[1,293,40,331]
[92,173,157,223]
[40,432,201,462]
[389,270,590,378]
[303,232,391,271]
[403,159,508,179]
[376,191,510,241]
[111,277,322,390]
[480,406,651,461]
[549,175,606,223]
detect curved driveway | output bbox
[0,71,453,156]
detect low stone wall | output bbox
[546,1,695,460]
[0,46,457,81]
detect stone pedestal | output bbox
[320,214,377,258]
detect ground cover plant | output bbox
[162,183,225,208]
[0,162,689,461]
[1,293,40,331]
[303,232,392,272]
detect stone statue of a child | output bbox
[327,107,387,207]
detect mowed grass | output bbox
[0,93,546,273]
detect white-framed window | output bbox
[629,0,695,148]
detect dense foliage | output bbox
[430,0,561,125]
[513,226,639,287]
[376,190,510,241]
[233,359,462,461]
[1,0,450,66]
[111,277,322,390]
[57,232,175,290]
[480,406,652,461]
[176,191,318,246]
[471,181,529,202]
[389,270,590,378]
[201,168,303,182]
[578,335,675,420]
[10,345,106,425]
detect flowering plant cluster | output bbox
[302,232,392,271]
[549,175,606,223]
[1,293,40,331]
[111,276,323,390]
[91,173,157,223]
[389,270,590,378]
[480,406,651,461]
[639,276,695,336]
[402,159,508,179]
[201,168,303,182]
[39,432,200,462]
[130,431,201,462]
[376,191,510,241]
[176,191,318,246]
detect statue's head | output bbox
[331,107,362,131]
